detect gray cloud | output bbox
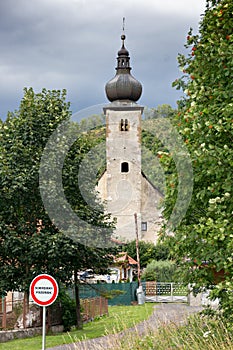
[0,0,206,119]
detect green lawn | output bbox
[0,303,155,350]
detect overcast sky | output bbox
[0,0,206,120]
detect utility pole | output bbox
[134,213,141,287]
[134,213,145,304]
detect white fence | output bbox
[142,282,188,303]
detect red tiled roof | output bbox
[128,256,137,265]
[115,252,137,265]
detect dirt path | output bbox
[47,303,202,350]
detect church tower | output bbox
[103,32,144,242]
[97,29,163,244]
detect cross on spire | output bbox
[123,17,125,33]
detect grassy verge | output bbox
[0,303,155,350]
[110,313,233,350]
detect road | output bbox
[47,303,202,350]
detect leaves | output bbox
[124,240,170,268]
[0,88,114,294]
[162,0,233,322]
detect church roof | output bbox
[105,31,142,103]
[97,168,164,198]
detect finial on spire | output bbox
[121,17,126,42]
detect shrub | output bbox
[142,260,180,282]
[57,290,77,331]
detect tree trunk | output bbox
[74,269,83,329]
[23,264,30,328]
[23,291,29,328]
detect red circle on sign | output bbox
[30,274,59,306]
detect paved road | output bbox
[47,303,202,350]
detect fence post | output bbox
[88,299,91,319]
[100,297,102,316]
[94,298,97,318]
[91,298,94,319]
[85,299,88,320]
[80,297,108,322]
[171,283,173,302]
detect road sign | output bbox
[30,274,59,350]
[30,274,59,307]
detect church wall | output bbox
[141,175,163,244]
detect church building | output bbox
[97,33,163,244]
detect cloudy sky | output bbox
[0,0,206,120]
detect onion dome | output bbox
[105,34,142,102]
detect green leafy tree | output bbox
[124,240,170,268]
[144,104,176,120]
[0,88,71,293]
[162,0,233,322]
[141,108,178,195]
[0,88,113,329]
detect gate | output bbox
[143,282,188,303]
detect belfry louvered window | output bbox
[120,119,129,131]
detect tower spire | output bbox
[105,21,142,103]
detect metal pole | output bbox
[134,213,141,287]
[42,306,46,350]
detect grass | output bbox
[0,303,155,350]
[109,313,233,350]
[2,304,233,350]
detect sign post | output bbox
[30,274,59,350]
[42,305,46,350]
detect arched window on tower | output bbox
[121,162,129,173]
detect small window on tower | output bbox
[121,162,129,173]
[141,222,147,231]
[120,119,124,131]
[119,119,129,131]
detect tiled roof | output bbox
[115,252,137,265]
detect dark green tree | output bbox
[124,240,170,268]
[0,88,113,329]
[162,0,233,322]
[0,88,71,294]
